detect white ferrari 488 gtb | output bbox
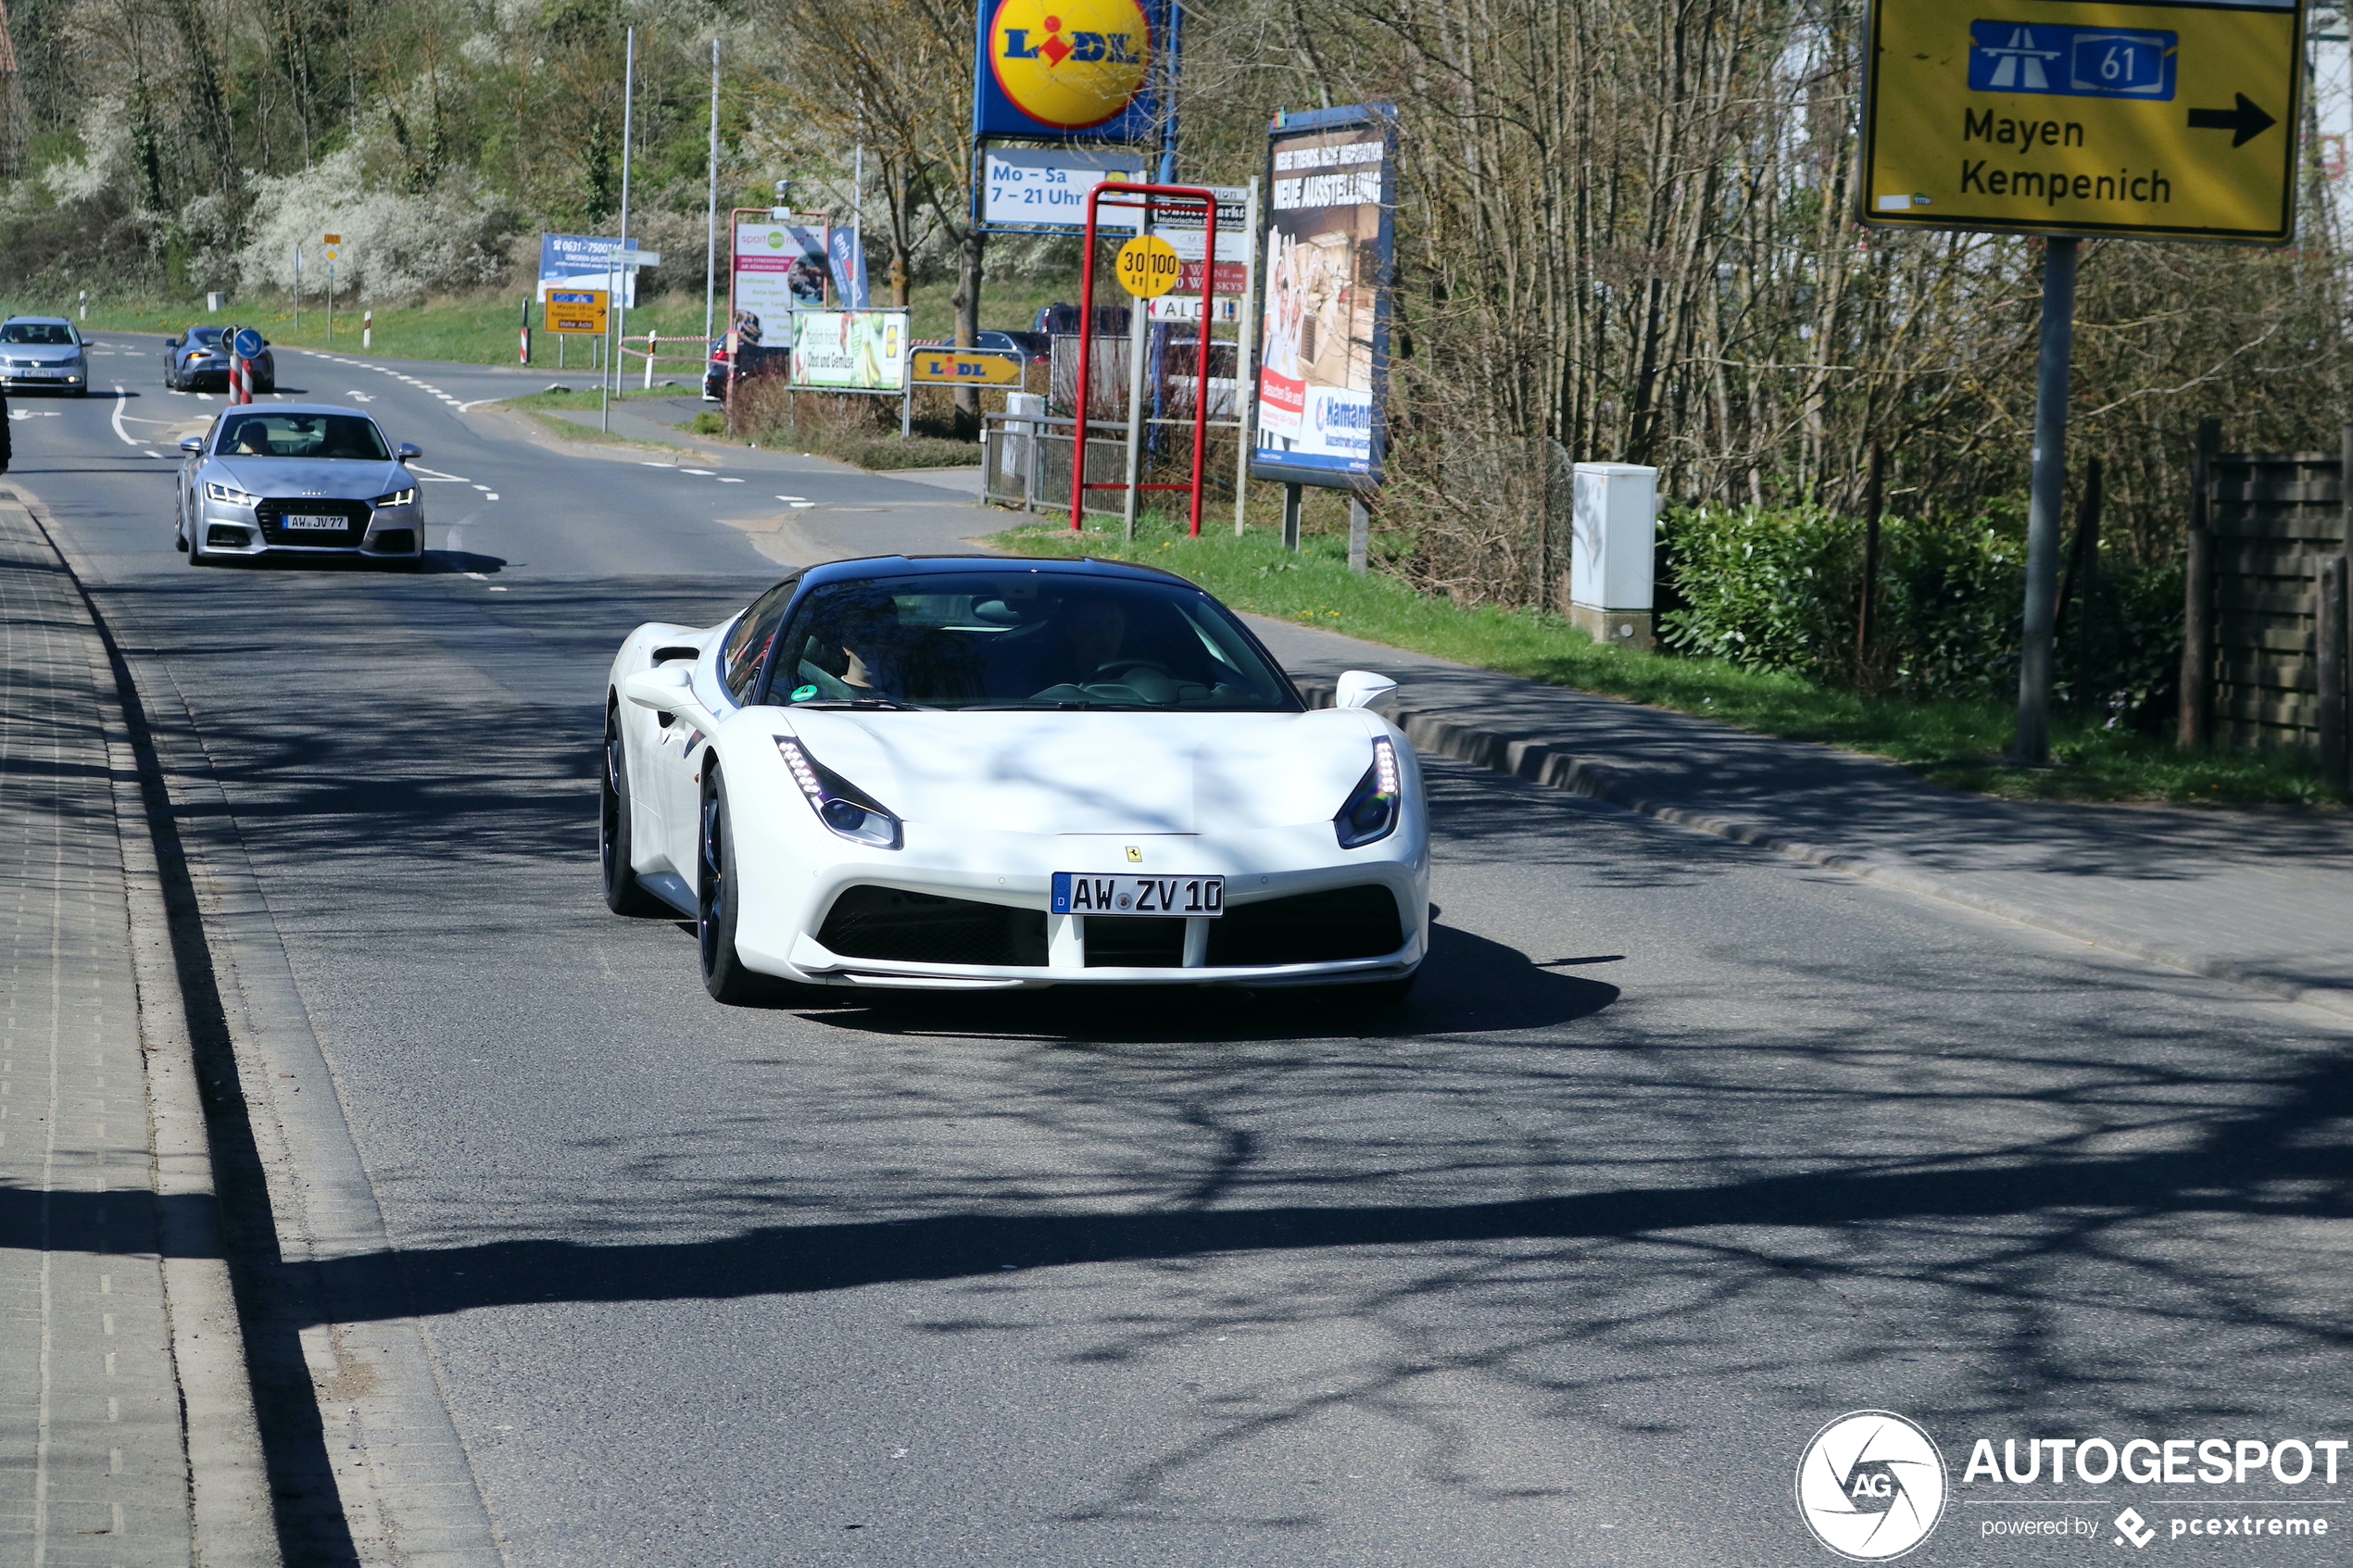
[601,555,1428,1003]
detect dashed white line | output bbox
[680,468,716,476]
[716,477,744,483]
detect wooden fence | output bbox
[2180,419,2351,780]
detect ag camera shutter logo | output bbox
[1796,1411,1948,1560]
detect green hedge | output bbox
[1658,506,2181,727]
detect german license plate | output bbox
[283,514,345,531]
[1052,873,1224,918]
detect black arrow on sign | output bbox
[2186,93,2277,148]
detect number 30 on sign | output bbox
[1115,235,1182,298]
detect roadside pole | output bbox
[610,24,637,425]
[1122,287,1149,540]
[1232,176,1260,537]
[291,249,299,334]
[703,37,722,357]
[2014,239,2078,766]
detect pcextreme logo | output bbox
[1797,1411,1950,1561]
[988,0,1151,131]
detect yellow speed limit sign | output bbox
[1115,235,1182,298]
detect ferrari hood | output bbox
[778,709,1382,834]
[210,458,408,500]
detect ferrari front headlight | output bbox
[374,487,418,508]
[1334,737,1403,848]
[204,481,259,507]
[775,736,902,849]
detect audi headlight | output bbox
[775,736,902,848]
[203,481,259,507]
[1334,737,1403,848]
[374,487,418,508]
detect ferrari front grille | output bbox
[817,886,1048,967]
[1205,885,1403,966]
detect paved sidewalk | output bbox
[1251,619,2353,1022]
[0,500,195,1561]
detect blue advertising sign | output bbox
[972,0,1166,143]
[1251,105,1399,491]
[537,233,639,307]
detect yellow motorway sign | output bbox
[1861,0,2303,243]
[544,289,609,335]
[909,348,1025,386]
[1114,234,1182,297]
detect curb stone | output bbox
[1296,677,2353,1024]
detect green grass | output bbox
[989,515,2343,808]
[31,279,1068,370]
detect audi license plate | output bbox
[1051,873,1224,918]
[282,514,346,531]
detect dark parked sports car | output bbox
[164,327,277,393]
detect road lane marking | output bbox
[681,468,715,475]
[109,387,137,445]
[716,476,744,483]
[484,494,499,500]
[464,571,488,580]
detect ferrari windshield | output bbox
[770,571,1301,711]
[215,412,390,461]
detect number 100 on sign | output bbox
[1116,236,1182,298]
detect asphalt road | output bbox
[11,339,2353,1567]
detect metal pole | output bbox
[610,23,636,422]
[1233,176,1260,537]
[704,37,721,355]
[2012,236,2078,767]
[1123,284,1149,541]
[1348,494,1369,572]
[1071,189,1105,532]
[1187,194,1215,537]
[1282,483,1302,551]
[292,248,299,333]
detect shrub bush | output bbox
[1658,504,2179,723]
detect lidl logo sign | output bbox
[979,0,1157,138]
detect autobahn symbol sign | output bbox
[1860,0,2304,243]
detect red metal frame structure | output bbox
[1072,182,1220,535]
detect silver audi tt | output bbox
[174,403,426,568]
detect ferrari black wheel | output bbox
[697,771,771,1004]
[599,709,665,917]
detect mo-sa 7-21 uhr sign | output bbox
[1859,0,2303,243]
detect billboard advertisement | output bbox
[790,310,909,391]
[1252,106,1397,489]
[972,0,1165,143]
[537,233,639,307]
[731,220,830,353]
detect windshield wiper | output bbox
[789,697,931,711]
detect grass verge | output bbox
[988,515,2341,808]
[492,389,695,453]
